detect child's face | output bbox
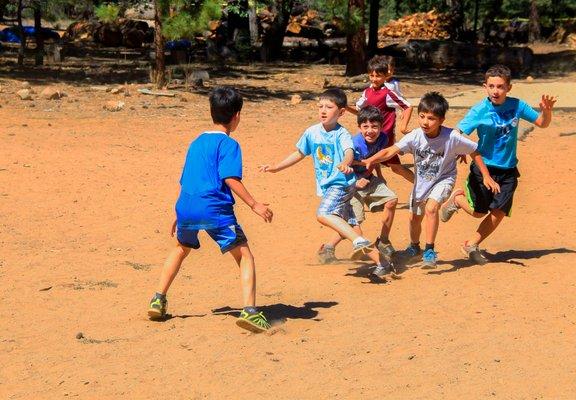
[318,99,344,127]
[359,120,382,143]
[484,76,512,105]
[368,70,392,88]
[418,111,444,136]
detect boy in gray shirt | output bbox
[364,92,499,268]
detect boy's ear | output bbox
[339,108,346,116]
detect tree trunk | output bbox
[17,0,25,66]
[446,0,464,41]
[154,0,167,88]
[248,0,258,46]
[260,0,294,62]
[345,0,367,76]
[528,0,541,43]
[34,6,44,66]
[367,0,379,56]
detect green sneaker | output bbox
[236,309,271,333]
[147,295,167,320]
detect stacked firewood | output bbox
[63,19,154,48]
[378,10,452,43]
[549,22,576,49]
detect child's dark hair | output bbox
[367,55,394,74]
[319,88,347,109]
[485,64,512,85]
[418,92,449,118]
[209,86,243,124]
[357,105,383,126]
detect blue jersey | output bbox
[176,131,242,229]
[352,132,389,177]
[458,97,539,169]
[296,123,356,196]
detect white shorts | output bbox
[410,182,453,216]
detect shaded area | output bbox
[212,301,338,323]
[150,313,207,322]
[428,247,576,275]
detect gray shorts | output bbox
[351,176,397,223]
[410,181,453,216]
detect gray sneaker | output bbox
[372,263,391,278]
[440,189,464,222]
[351,239,374,261]
[317,244,337,264]
[461,243,488,265]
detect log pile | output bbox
[549,22,576,49]
[63,19,154,48]
[377,10,452,44]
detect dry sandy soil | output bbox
[1,64,576,399]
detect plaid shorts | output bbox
[317,185,358,226]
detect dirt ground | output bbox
[1,63,576,399]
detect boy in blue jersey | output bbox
[148,87,274,333]
[440,65,556,265]
[260,89,386,274]
[318,106,399,278]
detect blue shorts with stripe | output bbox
[317,185,358,226]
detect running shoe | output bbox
[421,248,438,269]
[376,238,395,259]
[350,239,375,261]
[461,242,489,265]
[317,244,337,264]
[440,189,464,222]
[236,309,271,333]
[147,294,167,320]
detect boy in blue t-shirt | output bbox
[260,89,386,273]
[440,65,556,265]
[148,87,273,333]
[318,106,399,278]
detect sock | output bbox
[155,292,166,300]
[411,242,420,249]
[323,243,335,249]
[379,236,391,244]
[425,243,434,251]
[353,237,368,246]
[244,306,258,314]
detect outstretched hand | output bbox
[539,94,557,111]
[337,162,353,174]
[258,164,275,173]
[252,202,273,222]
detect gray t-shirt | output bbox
[396,126,478,202]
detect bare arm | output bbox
[470,151,500,194]
[336,148,354,174]
[224,177,273,222]
[398,106,413,134]
[533,95,556,128]
[259,150,305,173]
[346,105,359,115]
[364,145,401,169]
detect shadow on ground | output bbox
[212,301,338,323]
[428,247,576,275]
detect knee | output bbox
[425,203,440,216]
[385,199,398,209]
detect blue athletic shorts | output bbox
[176,223,248,253]
[317,185,358,226]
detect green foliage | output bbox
[162,0,221,40]
[95,3,120,23]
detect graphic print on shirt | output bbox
[415,146,444,182]
[491,109,519,146]
[315,143,335,179]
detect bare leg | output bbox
[379,199,398,241]
[424,199,440,245]
[409,212,424,245]
[454,192,486,218]
[467,209,506,246]
[390,163,415,184]
[326,224,362,248]
[228,244,256,307]
[157,244,191,294]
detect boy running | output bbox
[365,92,499,269]
[318,106,398,278]
[440,64,556,264]
[260,89,387,276]
[147,87,273,333]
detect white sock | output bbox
[352,236,368,246]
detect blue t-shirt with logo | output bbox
[296,123,356,196]
[175,131,242,229]
[458,97,539,169]
[352,132,389,177]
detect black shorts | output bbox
[465,163,520,216]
